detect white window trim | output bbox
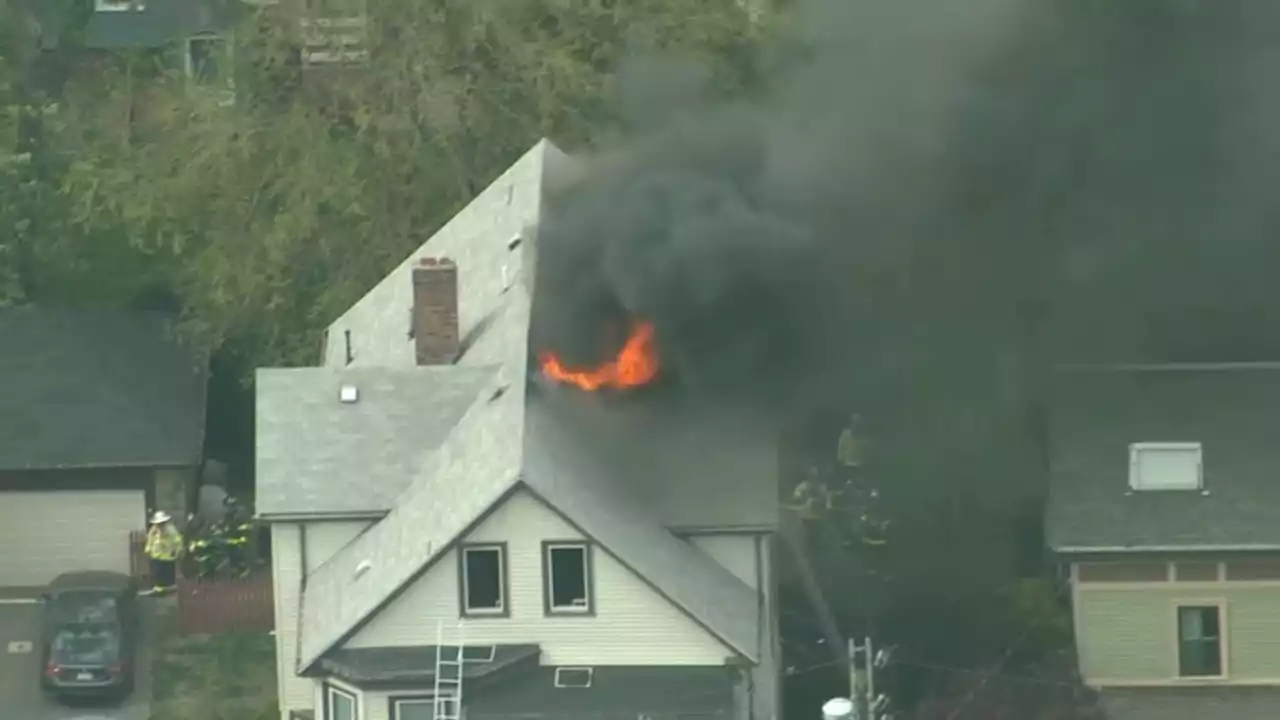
[545,542,592,614]
[554,666,594,688]
[1129,442,1204,491]
[94,0,143,12]
[392,694,459,720]
[461,545,506,615]
[184,33,232,80]
[326,683,360,720]
[1173,601,1228,680]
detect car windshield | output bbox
[48,590,120,626]
[52,623,120,665]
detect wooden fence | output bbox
[128,529,275,636]
[175,571,275,635]
[128,530,151,586]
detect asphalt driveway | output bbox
[0,596,153,720]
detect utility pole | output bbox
[848,636,894,720]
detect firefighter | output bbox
[222,496,256,577]
[143,511,183,595]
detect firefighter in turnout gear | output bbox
[186,495,258,579]
[143,511,183,594]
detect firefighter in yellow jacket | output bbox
[143,511,183,595]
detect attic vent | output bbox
[554,667,593,688]
[339,385,359,403]
[354,559,372,578]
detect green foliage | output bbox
[6,0,774,370]
[150,630,277,720]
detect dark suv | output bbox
[39,571,139,700]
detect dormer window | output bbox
[1129,442,1203,491]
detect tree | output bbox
[13,0,770,370]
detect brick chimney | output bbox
[412,257,459,365]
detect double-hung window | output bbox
[544,542,593,614]
[325,684,358,720]
[459,544,506,616]
[1177,604,1225,678]
[391,696,457,720]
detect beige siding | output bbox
[688,534,759,590]
[305,520,373,575]
[273,520,374,720]
[1077,583,1280,684]
[271,523,311,719]
[346,489,734,665]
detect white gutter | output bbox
[1055,544,1280,553]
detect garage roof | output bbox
[0,307,207,470]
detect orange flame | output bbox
[539,321,660,391]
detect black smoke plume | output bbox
[530,0,1280,431]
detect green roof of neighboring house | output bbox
[1047,364,1280,551]
[0,307,207,470]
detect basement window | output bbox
[460,544,506,616]
[544,542,592,614]
[1129,442,1203,491]
[554,667,593,688]
[1177,604,1225,678]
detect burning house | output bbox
[256,140,784,720]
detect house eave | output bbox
[257,510,388,522]
[1054,543,1280,554]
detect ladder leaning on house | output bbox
[433,621,468,720]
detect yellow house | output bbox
[1048,364,1280,719]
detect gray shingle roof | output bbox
[322,140,563,370]
[522,394,761,659]
[254,365,492,517]
[528,391,778,530]
[297,293,531,669]
[0,307,206,470]
[1047,364,1280,551]
[265,139,767,674]
[1100,687,1280,720]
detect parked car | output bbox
[39,571,139,700]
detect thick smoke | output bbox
[531,0,1280,427]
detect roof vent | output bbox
[339,385,359,403]
[507,233,523,250]
[355,559,372,578]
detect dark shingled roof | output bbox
[1101,687,1280,720]
[0,308,206,470]
[37,0,238,50]
[316,644,540,685]
[1047,364,1280,551]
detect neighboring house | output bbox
[256,140,783,720]
[38,0,240,68]
[0,307,207,587]
[1047,363,1280,719]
